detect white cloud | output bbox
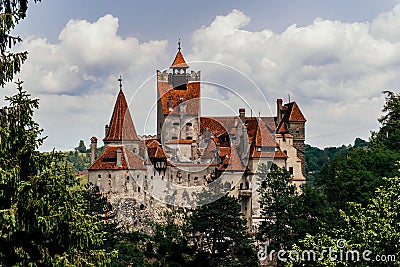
[188,7,400,147]
[6,5,400,150]
[7,14,169,150]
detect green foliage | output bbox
[150,209,192,266]
[189,195,257,267]
[76,140,87,153]
[64,145,104,172]
[0,83,116,266]
[315,147,400,211]
[0,0,41,87]
[305,142,361,183]
[370,91,400,152]
[289,177,400,267]
[257,163,304,252]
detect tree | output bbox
[257,163,304,267]
[76,139,87,153]
[370,91,400,152]
[315,148,400,211]
[150,208,192,267]
[1,0,40,87]
[289,177,400,267]
[0,83,116,266]
[189,195,257,267]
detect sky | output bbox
[3,0,400,150]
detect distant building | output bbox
[88,46,306,232]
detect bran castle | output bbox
[88,46,306,232]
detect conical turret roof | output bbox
[104,89,140,142]
[171,50,189,68]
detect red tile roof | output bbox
[200,117,236,137]
[165,139,193,144]
[285,102,307,122]
[171,51,189,68]
[157,81,200,115]
[255,118,277,147]
[89,146,146,170]
[104,90,140,142]
[225,147,245,172]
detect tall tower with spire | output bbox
[156,41,201,142]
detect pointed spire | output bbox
[103,89,140,142]
[171,39,189,68]
[118,75,123,91]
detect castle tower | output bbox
[156,41,201,146]
[277,101,306,175]
[103,78,140,154]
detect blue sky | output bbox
[4,1,400,150]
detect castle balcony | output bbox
[238,189,252,198]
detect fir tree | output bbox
[0,82,116,266]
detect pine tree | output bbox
[370,91,400,152]
[1,0,40,87]
[189,195,257,267]
[257,163,302,267]
[0,82,116,266]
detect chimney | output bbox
[116,147,122,167]
[191,142,197,161]
[105,124,109,137]
[239,108,245,124]
[277,99,283,122]
[90,136,98,164]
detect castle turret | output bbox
[90,136,97,164]
[103,77,140,153]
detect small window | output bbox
[98,174,101,178]
[186,136,193,140]
[140,204,145,210]
[283,150,287,155]
[137,174,140,178]
[186,122,192,126]
[173,122,180,126]
[126,176,130,181]
[138,186,141,192]
[108,174,111,178]
[172,136,178,140]
[289,167,294,175]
